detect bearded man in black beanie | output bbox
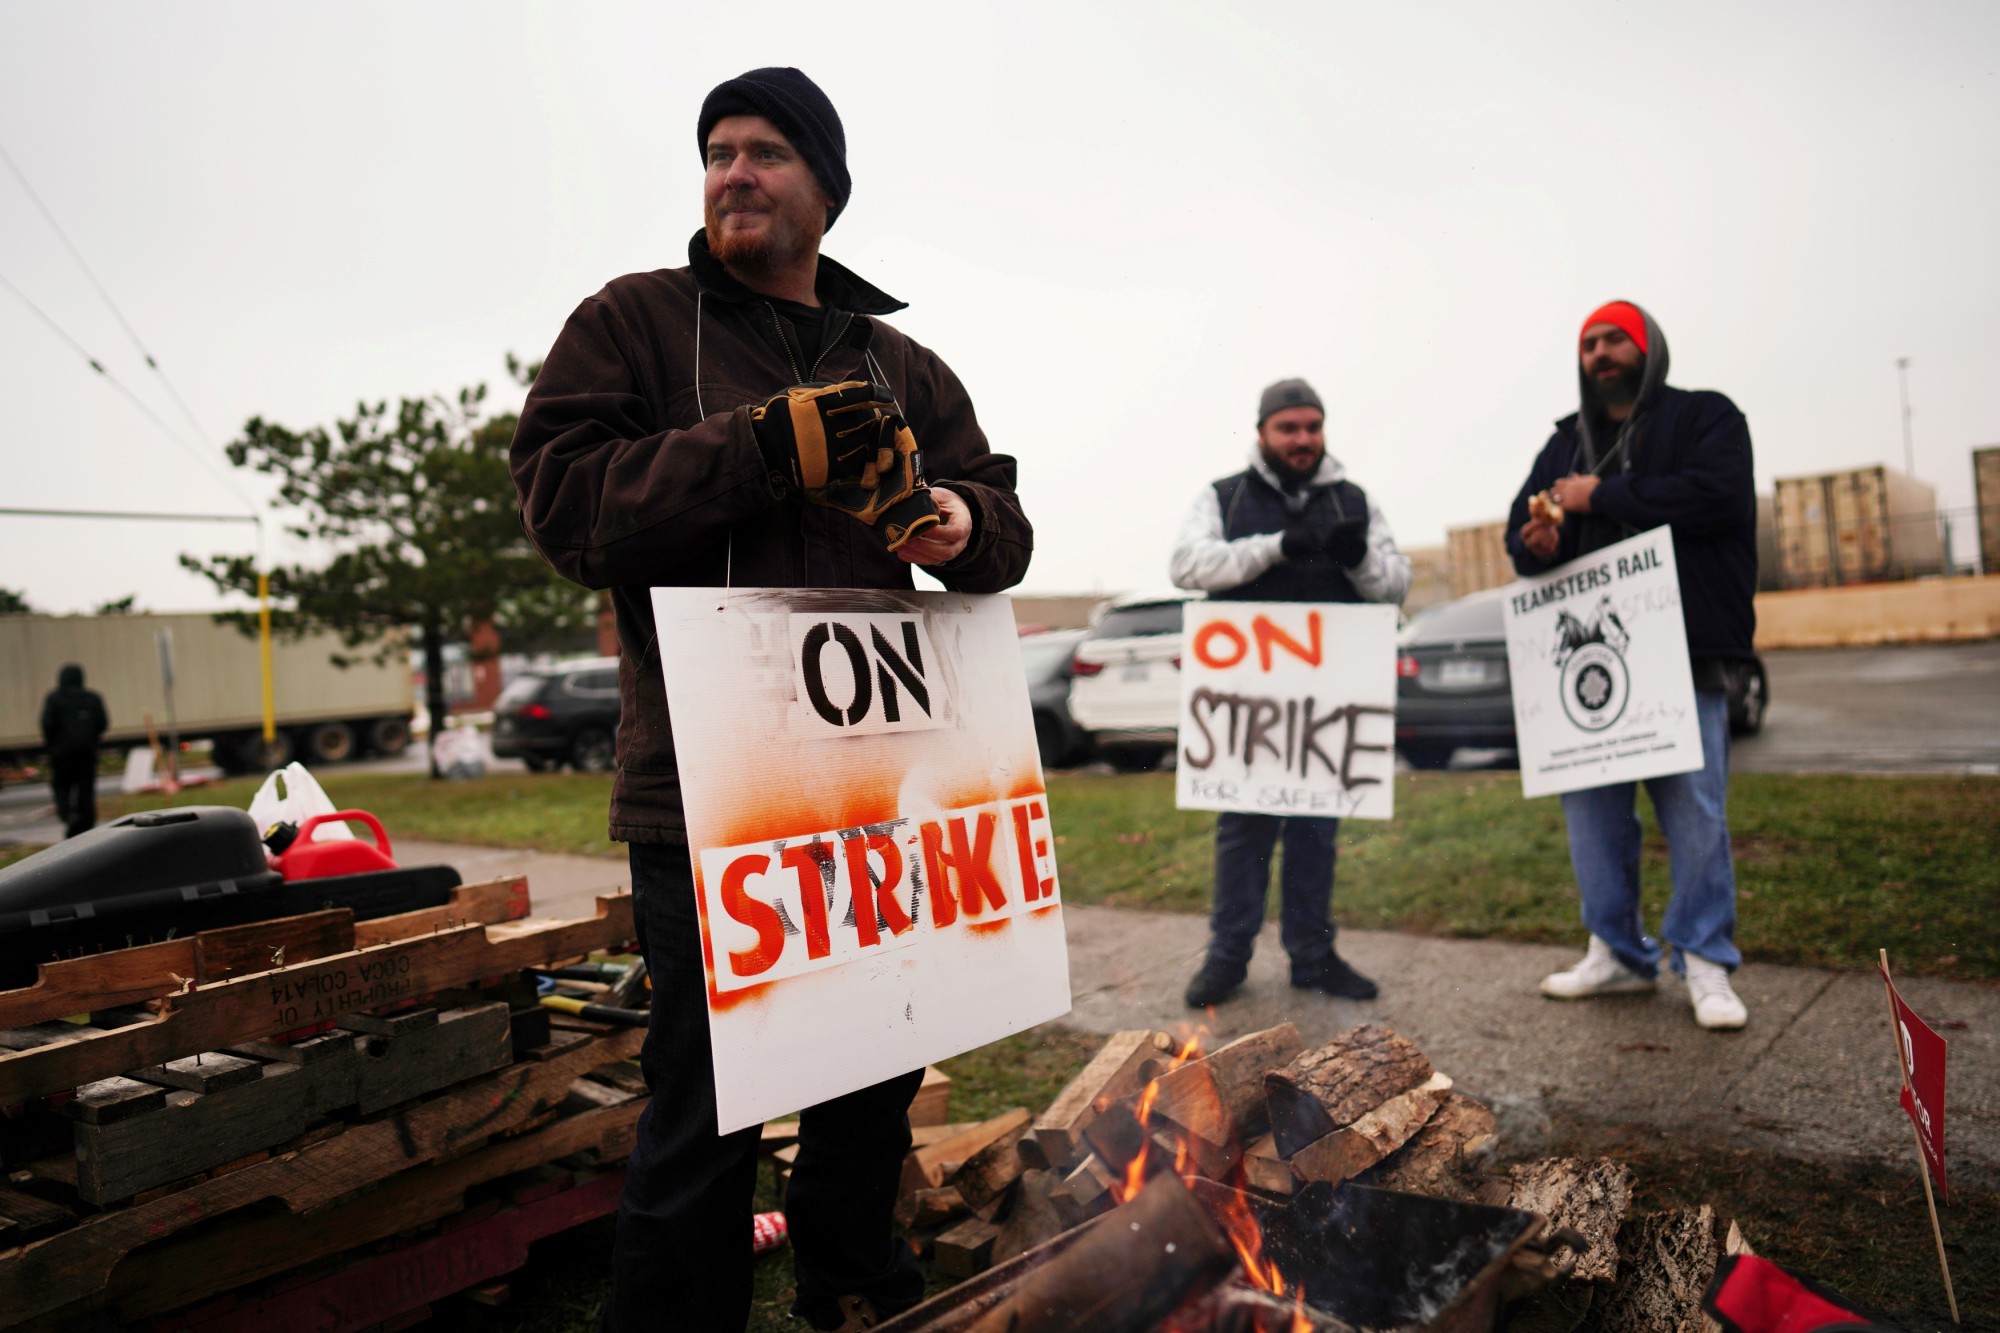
[511,68,1032,1332]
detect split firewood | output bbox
[1264,1023,1433,1158]
[1357,1090,1497,1203]
[1289,1071,1452,1185]
[1049,1154,1118,1227]
[1503,1156,1635,1285]
[1144,1022,1301,1178]
[899,1107,1030,1198]
[910,1065,952,1127]
[1239,1133,1294,1197]
[1591,1205,1730,1333]
[760,1120,800,1153]
[989,1168,1070,1266]
[963,1172,1236,1333]
[932,1214,1003,1277]
[951,1116,1032,1211]
[895,1186,968,1229]
[1028,1029,1172,1172]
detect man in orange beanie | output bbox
[1506,301,1758,1032]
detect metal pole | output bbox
[1896,357,1915,477]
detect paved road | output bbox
[1736,640,2000,774]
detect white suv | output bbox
[1066,593,1195,771]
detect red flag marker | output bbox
[1879,950,1957,1324]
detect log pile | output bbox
[0,877,650,1333]
[886,1022,1753,1333]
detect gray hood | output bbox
[1246,446,1351,515]
[1576,301,1670,475]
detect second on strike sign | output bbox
[653,587,1071,1133]
[1175,601,1399,821]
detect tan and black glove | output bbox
[750,380,942,551]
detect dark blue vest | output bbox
[1210,469,1368,604]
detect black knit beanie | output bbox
[697,67,850,230]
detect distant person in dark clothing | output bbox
[41,664,108,838]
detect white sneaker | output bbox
[1540,936,1657,999]
[1684,954,1748,1030]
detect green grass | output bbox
[107,768,1999,978]
[0,845,41,871]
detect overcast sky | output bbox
[3,0,1996,615]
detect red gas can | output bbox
[272,810,398,880]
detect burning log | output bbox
[1143,1022,1301,1179]
[1501,1156,1634,1284]
[1288,1071,1452,1187]
[1025,1029,1173,1172]
[1263,1024,1433,1158]
[1357,1090,1497,1204]
[1239,1134,1294,1198]
[962,1172,1236,1333]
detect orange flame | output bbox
[1110,1027,1207,1205]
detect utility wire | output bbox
[0,506,259,523]
[0,140,218,451]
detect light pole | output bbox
[1896,357,1915,477]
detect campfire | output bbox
[876,1024,1752,1333]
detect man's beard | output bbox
[1259,443,1320,488]
[705,197,822,277]
[1587,360,1645,410]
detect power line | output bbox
[0,139,217,449]
[0,506,259,523]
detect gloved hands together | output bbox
[1280,507,1370,568]
[750,380,942,552]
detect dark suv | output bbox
[491,659,621,772]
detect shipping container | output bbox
[1,613,413,772]
[1446,520,1512,599]
[1975,445,2000,577]
[1772,466,1942,589]
[1755,494,1783,591]
[1402,544,1453,615]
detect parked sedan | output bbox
[1395,590,1769,769]
[490,658,621,772]
[1021,629,1091,769]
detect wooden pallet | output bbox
[0,891,633,1106]
[0,875,531,1032]
[0,1021,646,1330]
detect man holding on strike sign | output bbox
[1170,377,1411,1008]
[1505,300,1756,1030]
[511,68,1032,1333]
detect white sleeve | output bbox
[1169,485,1285,592]
[1345,499,1412,605]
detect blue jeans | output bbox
[1558,689,1741,978]
[1207,812,1341,973]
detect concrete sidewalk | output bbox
[404,840,1999,1188]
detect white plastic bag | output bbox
[248,762,354,842]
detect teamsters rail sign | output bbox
[653,587,1070,1133]
[1501,526,1703,798]
[1175,601,1399,820]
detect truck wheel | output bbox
[570,727,616,773]
[368,716,413,756]
[241,731,295,771]
[1102,744,1166,773]
[307,722,356,764]
[214,734,254,775]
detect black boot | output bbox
[1184,958,1247,1008]
[1291,953,1378,1000]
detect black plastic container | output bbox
[0,807,459,988]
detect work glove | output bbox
[750,381,942,551]
[1280,508,1370,568]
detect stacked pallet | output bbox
[0,876,646,1332]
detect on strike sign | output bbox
[654,587,1070,1132]
[1882,961,1951,1196]
[1501,526,1705,798]
[1175,601,1398,820]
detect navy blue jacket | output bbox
[1506,385,1757,662]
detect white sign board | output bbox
[1501,526,1704,798]
[1175,601,1399,820]
[653,587,1070,1133]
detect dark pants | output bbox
[1206,812,1340,973]
[50,752,97,838]
[602,843,925,1333]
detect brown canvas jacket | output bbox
[511,234,1033,842]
